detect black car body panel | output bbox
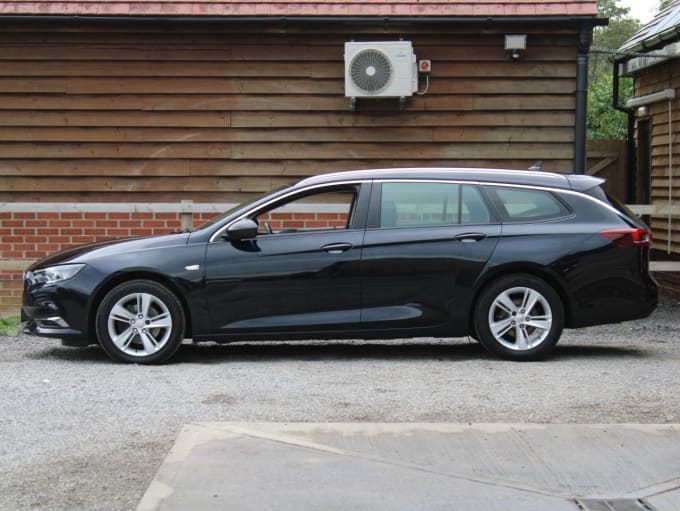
[23,233,196,339]
[21,168,658,362]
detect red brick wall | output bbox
[0,211,220,260]
[257,211,349,232]
[0,210,217,315]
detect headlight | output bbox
[32,264,86,285]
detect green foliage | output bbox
[0,316,21,337]
[587,77,633,140]
[659,0,673,11]
[587,0,641,140]
[589,17,640,84]
[596,0,630,19]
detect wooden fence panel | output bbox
[586,139,627,201]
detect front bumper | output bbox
[22,275,91,342]
[22,303,86,340]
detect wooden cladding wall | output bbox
[0,21,579,203]
[634,63,680,254]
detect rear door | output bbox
[360,180,501,331]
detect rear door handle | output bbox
[454,233,487,243]
[322,242,353,254]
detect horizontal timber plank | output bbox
[432,127,572,143]
[648,121,680,134]
[0,45,577,64]
[0,77,576,96]
[424,46,576,61]
[0,77,342,95]
[0,126,573,144]
[433,62,576,79]
[231,111,576,128]
[0,191,265,203]
[3,176,290,193]
[0,61,575,79]
[0,159,576,177]
[230,142,574,160]
[185,159,576,174]
[0,110,230,128]
[0,94,575,111]
[0,110,575,129]
[0,143,231,159]
[426,78,575,95]
[0,159,192,176]
[0,94,350,111]
[424,95,574,110]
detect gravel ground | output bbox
[1,299,679,510]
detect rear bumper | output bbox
[568,272,658,328]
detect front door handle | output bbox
[322,242,353,254]
[454,233,487,243]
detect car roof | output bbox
[296,168,604,192]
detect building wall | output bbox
[0,19,583,314]
[0,20,580,203]
[633,62,680,254]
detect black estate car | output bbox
[22,168,658,364]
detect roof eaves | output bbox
[0,14,605,26]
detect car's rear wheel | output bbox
[474,274,563,361]
[96,280,185,364]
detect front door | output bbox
[204,184,368,336]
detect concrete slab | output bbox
[137,423,680,511]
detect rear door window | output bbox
[379,182,491,227]
[486,186,571,222]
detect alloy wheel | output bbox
[106,292,173,357]
[487,286,553,351]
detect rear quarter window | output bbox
[486,186,572,222]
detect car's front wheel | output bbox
[474,274,564,361]
[95,280,185,364]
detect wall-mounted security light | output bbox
[505,34,527,60]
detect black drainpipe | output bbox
[574,24,593,174]
[612,59,636,203]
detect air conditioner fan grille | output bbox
[350,49,392,93]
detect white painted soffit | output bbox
[625,88,676,108]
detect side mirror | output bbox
[224,218,259,241]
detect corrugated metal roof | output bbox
[620,0,680,52]
[0,1,599,18]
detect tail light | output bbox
[599,228,653,248]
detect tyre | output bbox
[95,280,185,364]
[474,274,564,361]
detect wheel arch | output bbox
[87,271,193,341]
[469,263,573,332]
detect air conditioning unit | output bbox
[345,41,417,99]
